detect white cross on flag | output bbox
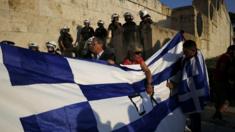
[0,32,207,132]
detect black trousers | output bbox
[189,113,201,132]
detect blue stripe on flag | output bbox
[116,32,184,72]
[79,62,179,100]
[113,96,178,132]
[1,45,74,85]
[20,102,99,132]
[177,80,190,95]
[20,96,178,132]
[79,83,136,101]
[148,33,184,66]
[79,60,181,101]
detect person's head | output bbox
[88,37,104,55]
[183,40,197,59]
[46,41,57,53]
[28,42,39,52]
[139,10,148,20]
[111,13,119,22]
[85,37,94,50]
[124,12,133,22]
[227,45,235,57]
[97,20,104,27]
[61,25,70,33]
[84,20,90,27]
[126,46,143,61]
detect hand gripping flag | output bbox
[177,50,210,114]
[0,32,189,132]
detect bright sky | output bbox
[160,0,235,13]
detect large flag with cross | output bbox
[0,32,208,132]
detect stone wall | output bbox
[170,0,232,58]
[0,0,171,50]
[0,0,232,59]
[197,0,232,58]
[151,24,195,54]
[206,3,231,57]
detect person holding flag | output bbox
[167,39,210,132]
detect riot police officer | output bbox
[139,10,153,59]
[46,41,60,55]
[95,20,108,45]
[58,25,73,57]
[28,42,39,52]
[123,12,138,54]
[78,20,95,57]
[108,13,124,63]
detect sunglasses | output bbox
[135,51,142,54]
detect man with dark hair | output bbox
[88,37,115,64]
[167,40,208,132]
[183,40,201,132]
[183,40,197,59]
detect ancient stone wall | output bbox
[197,0,232,58]
[0,0,171,51]
[0,0,232,59]
[170,0,232,58]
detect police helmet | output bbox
[84,20,90,25]
[46,41,57,49]
[28,42,38,48]
[139,10,148,18]
[111,13,119,21]
[124,12,133,20]
[97,20,104,25]
[62,25,69,30]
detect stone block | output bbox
[0,9,10,32]
[0,0,9,10]
[8,0,39,15]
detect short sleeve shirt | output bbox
[122,55,144,65]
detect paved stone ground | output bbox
[201,105,235,132]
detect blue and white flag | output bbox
[177,50,210,114]
[0,33,189,132]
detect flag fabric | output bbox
[177,50,210,114]
[0,32,192,132]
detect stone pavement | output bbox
[201,105,235,132]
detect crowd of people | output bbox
[0,9,154,97]
[56,10,153,63]
[1,10,153,63]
